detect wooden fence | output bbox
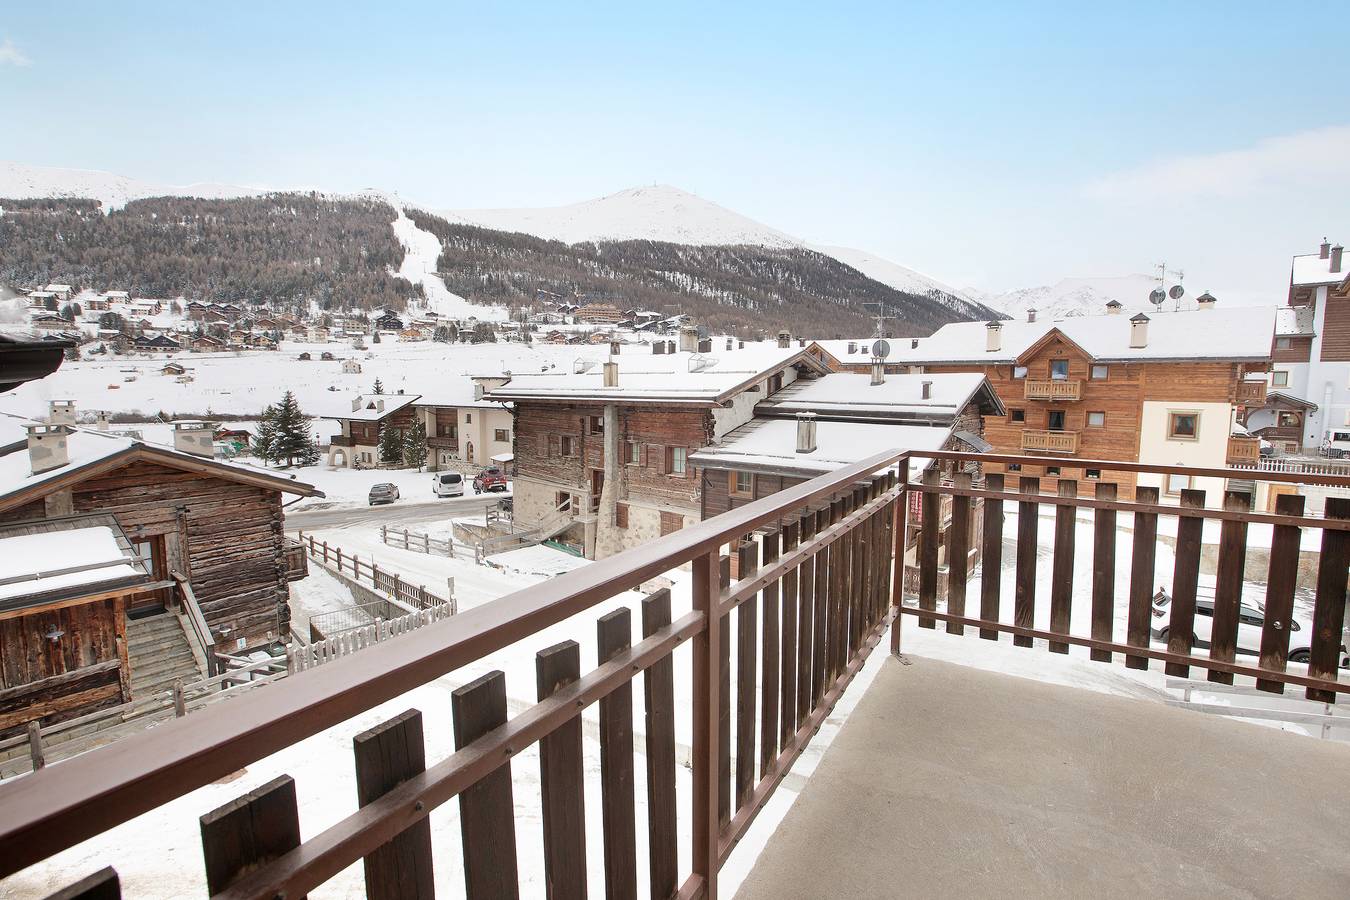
[297,532,454,611]
[379,524,462,558]
[290,604,456,673]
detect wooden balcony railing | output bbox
[1226,435,1261,466]
[327,433,358,448]
[1024,379,1081,401]
[8,450,1350,898]
[1021,429,1079,453]
[1236,379,1268,405]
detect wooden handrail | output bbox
[0,449,907,879]
[171,572,218,678]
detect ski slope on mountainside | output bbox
[390,205,508,321]
[0,160,263,211]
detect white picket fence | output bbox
[288,603,456,673]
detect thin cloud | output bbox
[0,38,30,67]
[1085,125,1350,201]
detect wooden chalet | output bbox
[323,393,420,468]
[810,305,1275,501]
[0,410,320,732]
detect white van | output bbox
[432,471,465,498]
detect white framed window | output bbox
[670,447,688,476]
[1013,366,1028,379]
[1271,371,1289,388]
[1087,411,1106,427]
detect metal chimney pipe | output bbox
[795,412,817,454]
[1320,238,1331,260]
[921,380,932,399]
[870,361,885,386]
[985,321,1003,353]
[603,361,618,387]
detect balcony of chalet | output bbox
[2,452,1349,899]
[1021,427,1079,453]
[1236,377,1268,406]
[1023,378,1081,401]
[327,433,358,448]
[1226,433,1261,466]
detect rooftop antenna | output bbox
[862,301,894,338]
[1153,261,1186,311]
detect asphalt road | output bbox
[284,493,505,531]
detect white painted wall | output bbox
[1136,400,1233,502]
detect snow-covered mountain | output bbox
[444,184,800,248]
[0,160,262,211]
[812,245,981,314]
[977,274,1176,320]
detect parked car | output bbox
[1151,590,1348,665]
[473,467,509,494]
[432,471,465,498]
[1322,430,1350,459]
[368,482,400,505]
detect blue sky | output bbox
[2,1,1347,300]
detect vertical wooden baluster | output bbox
[798,512,818,719]
[42,867,121,900]
[852,485,869,650]
[831,495,849,678]
[200,775,303,898]
[1166,489,1207,678]
[890,468,910,654]
[918,469,940,629]
[1208,490,1251,684]
[1091,482,1117,663]
[979,473,1004,641]
[812,508,829,702]
[1257,493,1304,694]
[640,590,677,900]
[760,529,780,776]
[452,671,519,900]
[597,608,637,900]
[946,473,972,635]
[780,518,800,744]
[1048,479,1077,654]
[1307,497,1350,703]
[735,539,758,810]
[353,709,434,900]
[1125,485,1160,670]
[691,550,721,900]
[1014,476,1041,648]
[717,553,731,828]
[536,642,586,900]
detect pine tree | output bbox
[403,420,428,470]
[378,424,403,466]
[271,391,318,467]
[373,378,384,395]
[252,406,278,465]
[372,329,382,344]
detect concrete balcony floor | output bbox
[736,655,1350,899]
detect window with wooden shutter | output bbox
[540,434,551,457]
[614,503,629,529]
[548,434,560,457]
[659,510,683,535]
[650,444,666,474]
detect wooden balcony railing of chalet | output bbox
[1023,379,1081,401]
[1226,435,1261,466]
[1236,379,1268,406]
[1021,428,1079,453]
[327,433,358,448]
[5,450,1350,898]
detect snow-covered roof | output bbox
[485,346,824,405]
[1275,306,1316,337]
[814,307,1276,365]
[0,520,150,607]
[318,393,420,422]
[44,284,72,292]
[690,417,948,480]
[103,291,130,299]
[758,372,1002,421]
[1291,253,1350,287]
[411,380,507,410]
[0,413,321,507]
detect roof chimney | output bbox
[609,340,621,356]
[921,380,932,400]
[94,410,110,431]
[847,341,857,354]
[1332,245,1344,274]
[1196,292,1217,310]
[795,412,817,454]
[777,330,791,349]
[27,424,70,475]
[1129,313,1150,348]
[985,321,1003,353]
[739,340,745,349]
[351,397,362,413]
[679,327,698,353]
[652,341,665,355]
[667,340,676,354]
[1027,308,1037,323]
[911,338,919,349]
[172,421,214,458]
[1320,238,1331,259]
[603,361,618,387]
[376,399,385,413]
[870,361,885,386]
[1105,300,1123,315]
[48,399,76,427]
[726,337,734,350]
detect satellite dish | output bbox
[1149,288,1166,306]
[871,339,891,359]
[1168,284,1185,300]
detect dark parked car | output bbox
[368,482,400,505]
[473,467,509,493]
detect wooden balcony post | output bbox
[889,470,908,655]
[690,549,722,899]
